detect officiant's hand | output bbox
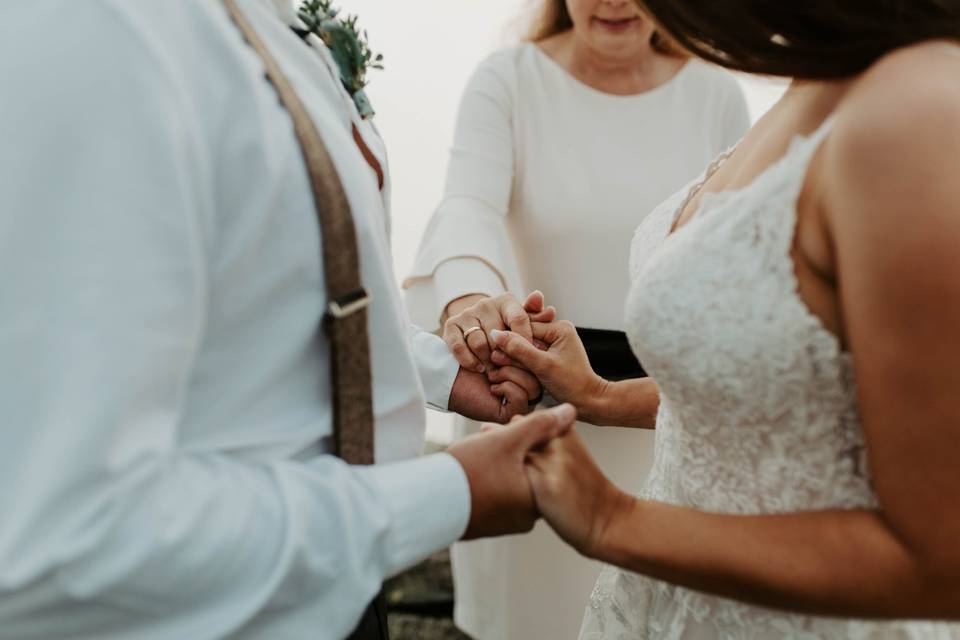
[443,291,556,373]
[490,321,608,420]
[447,403,577,539]
[449,365,541,422]
[524,428,633,558]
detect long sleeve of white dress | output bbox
[404,52,521,330]
[404,48,752,333]
[0,3,469,639]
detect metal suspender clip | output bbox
[326,288,372,319]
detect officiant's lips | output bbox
[593,16,642,33]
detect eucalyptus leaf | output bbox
[297,0,383,119]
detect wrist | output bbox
[582,378,660,429]
[585,485,639,561]
[579,377,616,425]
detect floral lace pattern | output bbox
[581,120,960,639]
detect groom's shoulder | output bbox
[0,1,256,116]
[0,0,250,149]
[0,1,236,75]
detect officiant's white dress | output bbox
[405,44,749,639]
[580,115,960,639]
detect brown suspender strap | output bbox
[223,0,375,466]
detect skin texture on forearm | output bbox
[598,498,960,620]
[583,378,660,429]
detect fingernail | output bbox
[476,364,486,373]
[552,403,576,423]
[490,329,505,342]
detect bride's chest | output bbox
[624,184,851,426]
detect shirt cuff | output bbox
[433,257,506,313]
[358,453,471,578]
[409,328,460,411]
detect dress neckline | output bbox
[666,114,837,241]
[529,43,693,102]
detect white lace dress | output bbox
[579,118,960,639]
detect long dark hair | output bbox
[527,0,676,54]
[635,0,960,78]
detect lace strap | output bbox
[669,146,736,233]
[754,114,840,271]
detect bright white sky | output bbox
[344,0,786,439]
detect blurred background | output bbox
[347,0,787,442]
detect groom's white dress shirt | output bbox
[0,1,468,638]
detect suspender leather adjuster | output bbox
[327,288,371,320]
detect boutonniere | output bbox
[297,0,384,119]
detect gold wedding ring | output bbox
[462,326,484,339]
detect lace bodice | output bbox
[580,119,960,639]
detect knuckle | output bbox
[469,330,488,345]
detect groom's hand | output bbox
[449,365,541,423]
[447,404,577,539]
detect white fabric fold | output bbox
[0,2,469,638]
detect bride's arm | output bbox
[541,437,960,618]
[523,54,960,619]
[584,378,660,429]
[491,321,660,429]
[527,433,959,619]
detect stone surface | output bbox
[386,549,470,640]
[388,614,470,640]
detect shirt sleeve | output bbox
[407,324,461,411]
[403,50,522,331]
[0,7,469,639]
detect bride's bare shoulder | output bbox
[832,41,960,153]
[823,41,960,204]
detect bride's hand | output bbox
[490,321,607,418]
[524,428,634,558]
[443,291,556,373]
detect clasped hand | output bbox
[445,291,553,422]
[445,292,630,554]
[445,291,609,417]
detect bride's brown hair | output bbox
[633,0,960,78]
[527,0,677,54]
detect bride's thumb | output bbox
[491,328,549,373]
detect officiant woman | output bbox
[403,0,749,637]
